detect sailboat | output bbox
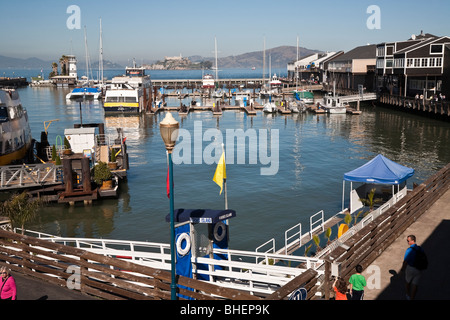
[292,36,314,104]
[66,26,102,100]
[262,54,277,113]
[212,37,223,99]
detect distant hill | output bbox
[190,46,322,69]
[0,55,50,69]
[0,45,320,70]
[0,55,122,70]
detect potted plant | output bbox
[63,136,72,155]
[93,161,113,189]
[108,148,118,170]
[51,145,57,162]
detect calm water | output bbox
[3,68,450,252]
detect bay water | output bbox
[3,68,450,252]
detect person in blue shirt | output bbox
[401,235,422,300]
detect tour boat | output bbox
[0,89,33,165]
[103,61,152,114]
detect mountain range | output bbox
[0,46,321,70]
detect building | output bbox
[376,31,450,98]
[287,52,343,83]
[326,45,377,92]
[67,55,77,79]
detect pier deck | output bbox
[362,187,450,300]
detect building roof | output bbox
[329,45,377,62]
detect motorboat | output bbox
[269,74,282,87]
[0,89,33,165]
[293,90,314,104]
[202,74,215,89]
[66,86,102,100]
[235,90,252,107]
[319,94,348,114]
[263,101,277,113]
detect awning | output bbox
[343,154,414,184]
[166,209,236,224]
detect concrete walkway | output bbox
[363,187,450,300]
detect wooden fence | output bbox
[321,163,450,299]
[0,229,318,300]
[379,93,450,118]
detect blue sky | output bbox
[1,0,449,64]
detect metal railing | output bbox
[0,164,62,190]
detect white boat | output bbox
[202,74,215,89]
[235,90,252,107]
[269,74,282,87]
[212,88,224,99]
[319,94,348,114]
[103,86,144,113]
[0,89,33,165]
[293,90,315,104]
[319,81,348,114]
[66,86,102,100]
[263,102,277,113]
[103,61,152,114]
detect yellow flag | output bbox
[213,152,226,194]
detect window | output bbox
[386,59,393,68]
[407,59,414,67]
[414,59,420,67]
[436,58,443,67]
[430,44,443,54]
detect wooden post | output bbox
[62,158,73,194]
[81,157,91,192]
[324,259,331,300]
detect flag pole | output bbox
[222,143,228,210]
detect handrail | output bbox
[0,164,62,190]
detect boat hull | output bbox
[0,142,32,166]
[103,103,141,114]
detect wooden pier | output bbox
[379,93,450,120]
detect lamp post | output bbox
[159,112,179,300]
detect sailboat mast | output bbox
[263,37,266,84]
[99,18,104,85]
[215,37,218,82]
[84,26,90,84]
[296,36,299,91]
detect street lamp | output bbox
[159,112,179,300]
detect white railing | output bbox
[315,187,409,258]
[285,223,301,254]
[310,210,324,238]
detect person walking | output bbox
[349,264,367,300]
[0,267,17,300]
[401,235,427,300]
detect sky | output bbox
[1,0,449,64]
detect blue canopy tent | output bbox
[342,154,414,213]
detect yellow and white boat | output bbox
[103,61,152,114]
[0,89,33,166]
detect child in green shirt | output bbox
[349,264,367,300]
